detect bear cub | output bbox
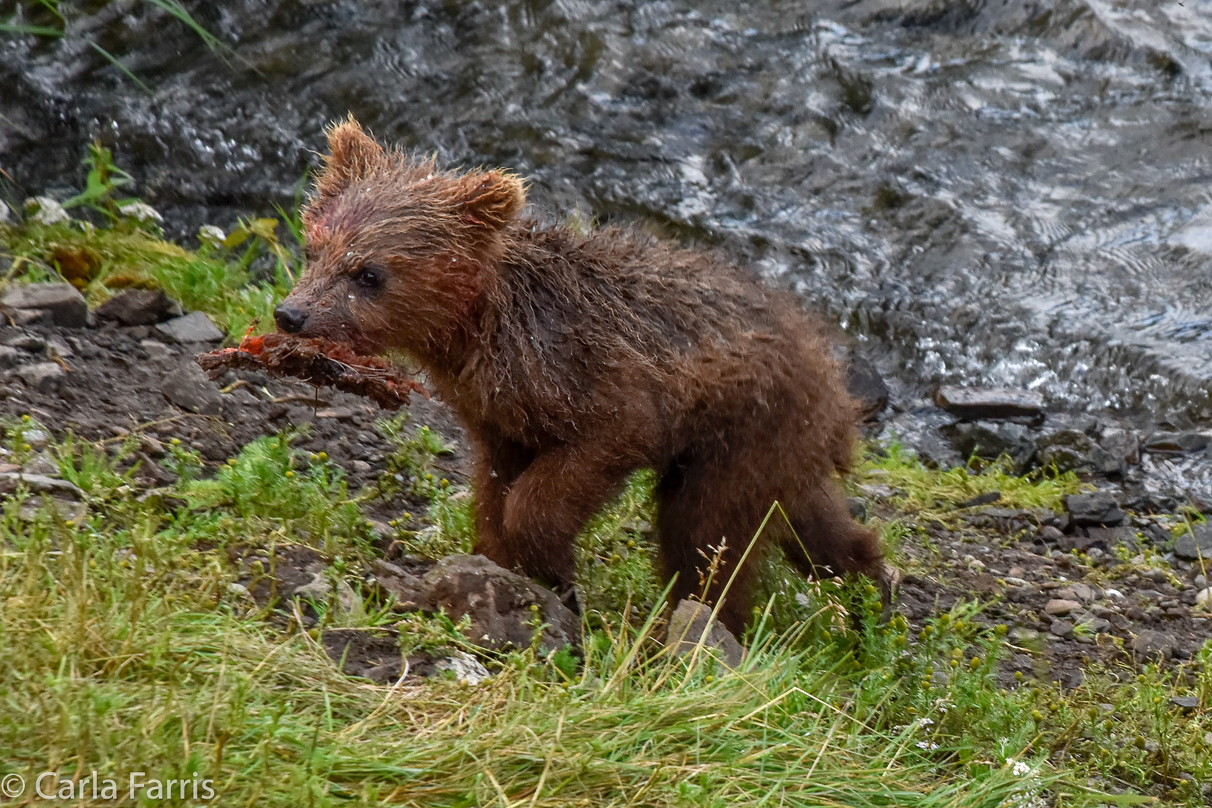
[275,118,892,635]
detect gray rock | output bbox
[1049,619,1074,638]
[18,496,87,523]
[1036,428,1119,474]
[320,630,491,685]
[1076,616,1112,634]
[95,289,183,326]
[161,363,222,414]
[9,309,51,327]
[1064,493,1125,526]
[140,339,175,361]
[0,346,22,369]
[1144,431,1211,454]
[21,451,59,476]
[957,491,1001,509]
[1130,629,1175,659]
[1174,524,1212,561]
[1196,588,1212,610]
[22,428,50,449]
[878,407,966,469]
[1056,583,1096,602]
[667,599,745,669]
[422,554,580,654]
[292,572,356,615]
[1169,696,1200,712]
[845,353,888,421]
[154,311,224,343]
[369,558,432,610]
[434,651,491,685]
[0,282,88,327]
[1045,599,1081,616]
[934,386,1044,421]
[1059,525,1135,553]
[3,333,45,351]
[16,362,65,394]
[942,420,1036,473]
[1099,428,1140,468]
[0,472,84,499]
[244,545,330,607]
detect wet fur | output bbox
[280,118,887,634]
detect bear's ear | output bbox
[314,116,385,199]
[455,170,527,230]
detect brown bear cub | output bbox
[276,118,892,635]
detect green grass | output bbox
[0,423,1071,807]
[2,417,1203,804]
[0,216,292,339]
[856,442,1085,520]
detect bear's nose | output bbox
[274,304,307,334]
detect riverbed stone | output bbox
[422,554,580,653]
[0,346,22,369]
[0,472,84,499]
[1174,524,1212,561]
[1130,629,1175,659]
[1098,428,1139,472]
[1195,588,1212,610]
[161,363,222,414]
[845,353,889,420]
[934,386,1044,421]
[16,362,65,394]
[941,420,1036,473]
[1064,493,1124,526]
[155,311,224,343]
[1,282,89,327]
[1144,431,1211,454]
[95,289,183,326]
[1045,598,1081,616]
[667,599,745,668]
[877,407,965,469]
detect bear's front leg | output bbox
[498,441,639,604]
[471,434,535,573]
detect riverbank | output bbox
[1,205,1210,805]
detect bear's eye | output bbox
[353,265,384,289]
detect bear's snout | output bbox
[274,303,308,334]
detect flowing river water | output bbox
[3,0,1212,429]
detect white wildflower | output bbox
[1005,758,1031,777]
[118,200,163,224]
[198,224,227,247]
[915,741,939,750]
[25,196,70,225]
[918,718,935,726]
[795,592,811,607]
